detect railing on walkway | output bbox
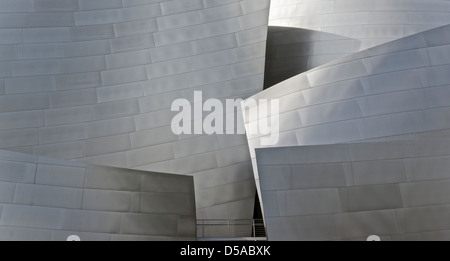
[197,219,266,240]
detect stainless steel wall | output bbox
[258,138,450,241]
[248,24,450,200]
[0,0,271,220]
[265,0,450,87]
[0,149,196,241]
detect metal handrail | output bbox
[196,219,266,239]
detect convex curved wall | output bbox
[249,0,450,241]
[0,0,271,220]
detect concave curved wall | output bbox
[265,0,450,87]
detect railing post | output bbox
[252,219,255,238]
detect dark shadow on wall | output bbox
[264,26,355,89]
[253,189,263,220]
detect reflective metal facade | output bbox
[0,0,271,220]
[246,0,450,240]
[0,149,196,241]
[2,0,450,241]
